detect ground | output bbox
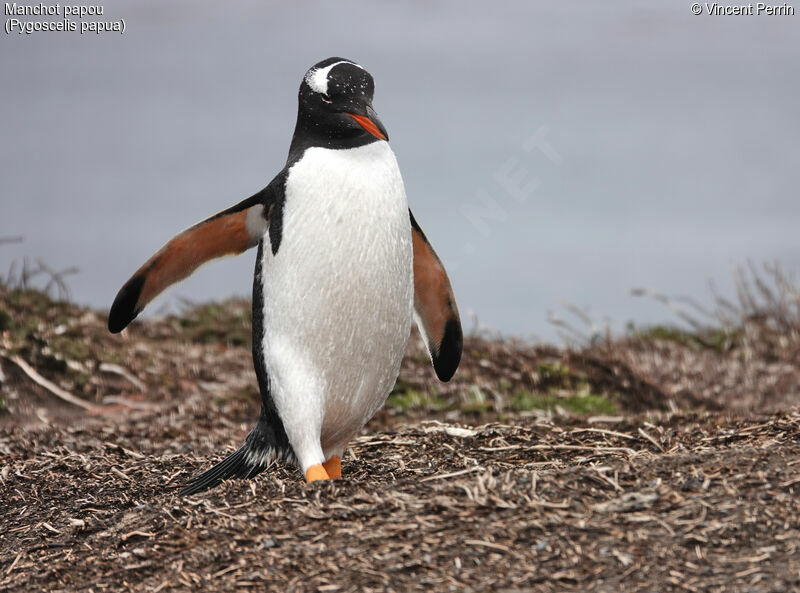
[1,285,799,592]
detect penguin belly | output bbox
[259,141,413,470]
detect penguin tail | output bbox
[180,422,292,495]
[180,444,262,496]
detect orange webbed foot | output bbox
[305,464,331,483]
[322,456,342,479]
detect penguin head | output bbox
[298,57,388,143]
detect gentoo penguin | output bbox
[108,57,462,494]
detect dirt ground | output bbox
[1,287,800,592]
[2,406,800,593]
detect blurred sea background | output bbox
[1,1,798,341]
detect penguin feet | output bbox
[305,464,330,483]
[322,456,342,479]
[304,456,342,483]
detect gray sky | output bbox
[1,2,798,340]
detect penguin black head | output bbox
[293,57,388,150]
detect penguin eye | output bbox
[320,93,333,104]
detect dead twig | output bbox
[0,351,95,410]
[98,362,147,392]
[5,552,23,575]
[420,466,483,482]
[530,444,638,456]
[465,539,511,553]
[638,428,665,453]
[570,428,638,441]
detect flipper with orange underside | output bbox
[108,187,278,334]
[410,210,463,382]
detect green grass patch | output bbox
[510,389,617,415]
[637,324,739,352]
[387,380,448,412]
[50,336,92,362]
[177,301,252,346]
[460,385,492,414]
[536,361,571,382]
[0,307,11,332]
[387,389,449,412]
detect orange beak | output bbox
[347,113,387,141]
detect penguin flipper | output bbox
[108,190,273,333]
[409,210,463,382]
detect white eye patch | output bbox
[305,60,363,95]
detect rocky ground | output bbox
[1,283,799,592]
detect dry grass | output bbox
[2,406,799,592]
[629,262,800,362]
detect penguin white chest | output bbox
[259,141,413,462]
